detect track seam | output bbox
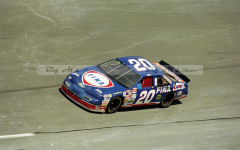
[34,116,240,134]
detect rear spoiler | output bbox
[159,60,190,83]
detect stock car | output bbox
[60,56,190,113]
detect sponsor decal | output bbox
[125,105,132,108]
[179,94,186,99]
[102,100,109,106]
[123,92,126,97]
[126,90,131,95]
[68,76,72,80]
[124,94,132,105]
[156,86,171,94]
[177,91,182,96]
[129,100,135,103]
[95,89,102,93]
[82,70,114,88]
[103,94,112,101]
[98,106,106,110]
[156,95,162,100]
[113,91,122,95]
[123,94,131,105]
[173,83,185,91]
[153,63,185,83]
[103,94,108,98]
[163,75,172,84]
[96,106,106,111]
[123,87,138,105]
[132,94,136,99]
[131,88,137,93]
[123,100,129,105]
[125,95,132,99]
[72,73,80,77]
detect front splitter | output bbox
[60,85,106,113]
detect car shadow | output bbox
[171,100,182,105]
[118,105,158,112]
[118,100,182,112]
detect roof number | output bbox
[128,58,156,72]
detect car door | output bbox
[134,76,156,105]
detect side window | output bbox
[141,76,153,88]
[157,75,169,86]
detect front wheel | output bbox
[106,96,122,113]
[160,92,175,108]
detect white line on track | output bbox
[0,133,35,139]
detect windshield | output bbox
[97,59,141,88]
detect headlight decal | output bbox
[65,81,70,88]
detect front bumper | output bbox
[60,85,106,113]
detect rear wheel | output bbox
[160,92,175,108]
[106,96,122,113]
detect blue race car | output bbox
[60,56,190,113]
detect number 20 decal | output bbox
[128,59,156,71]
[135,90,156,104]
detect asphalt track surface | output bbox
[0,0,240,149]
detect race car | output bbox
[60,56,190,113]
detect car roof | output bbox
[117,56,164,77]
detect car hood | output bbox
[68,65,128,99]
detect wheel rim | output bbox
[109,99,120,112]
[163,93,174,106]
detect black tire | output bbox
[106,96,122,113]
[160,92,175,108]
